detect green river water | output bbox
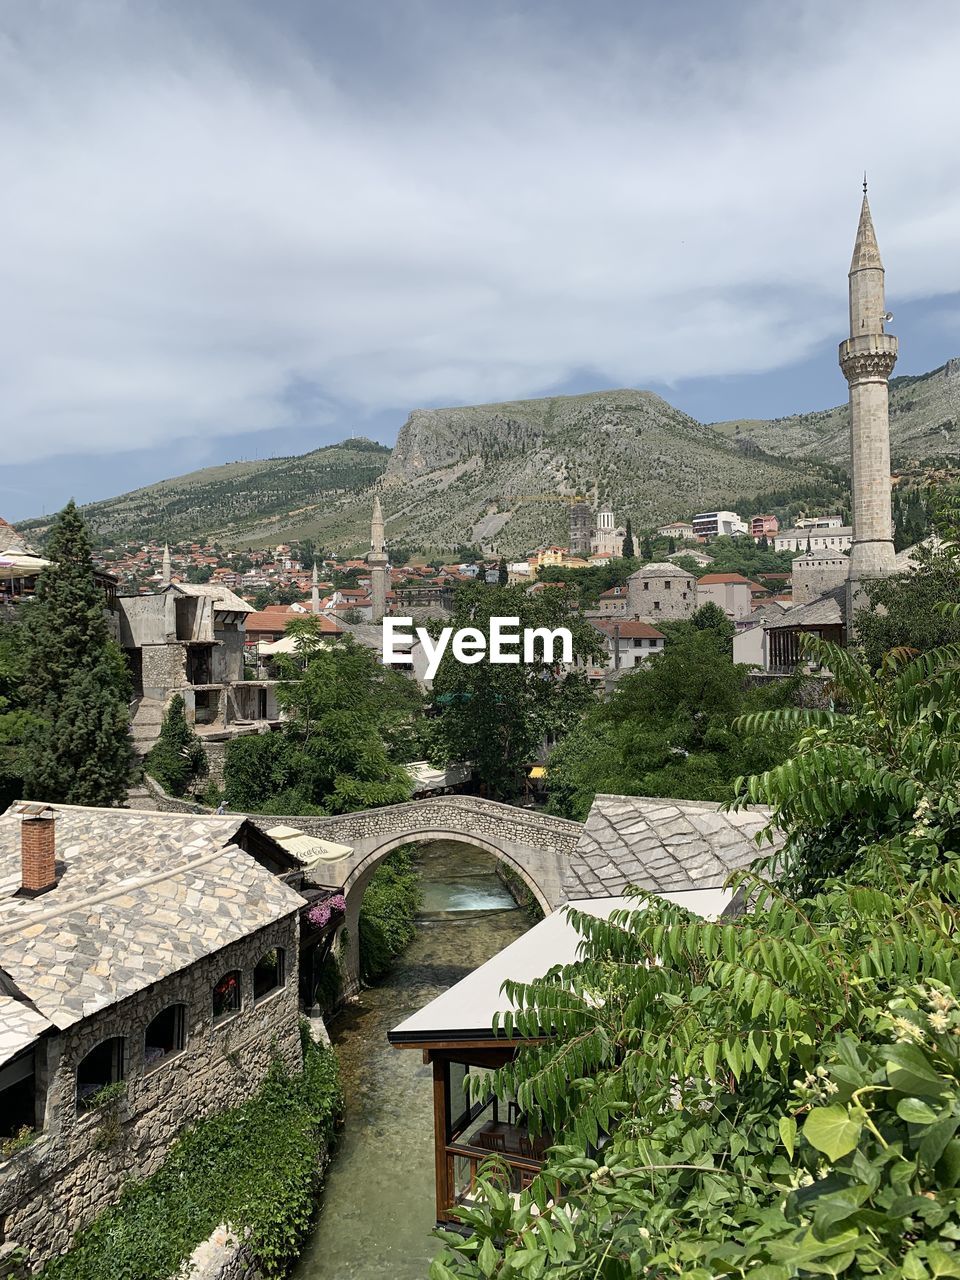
[293,842,530,1280]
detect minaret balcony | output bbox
[839,333,898,383]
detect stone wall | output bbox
[142,644,188,699]
[0,916,301,1267]
[627,567,696,623]
[266,795,583,854]
[181,1225,262,1280]
[792,553,849,606]
[142,772,209,813]
[202,740,229,787]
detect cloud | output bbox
[1,0,959,463]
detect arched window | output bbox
[76,1037,125,1112]
[253,948,286,1002]
[212,970,242,1023]
[144,1004,187,1068]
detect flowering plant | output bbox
[307,894,346,929]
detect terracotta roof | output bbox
[697,572,760,586]
[593,620,665,639]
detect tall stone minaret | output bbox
[839,182,897,618]
[311,561,319,615]
[161,544,172,588]
[368,496,388,624]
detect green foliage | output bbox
[359,846,424,983]
[857,547,960,670]
[435,627,960,1279]
[19,501,131,805]
[0,621,33,808]
[734,634,960,896]
[39,1035,342,1280]
[692,533,796,578]
[144,694,207,797]
[546,625,798,819]
[223,633,421,814]
[621,518,634,559]
[429,584,604,800]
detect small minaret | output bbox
[161,544,172,588]
[839,180,897,619]
[368,496,388,624]
[311,561,319,614]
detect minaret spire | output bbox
[161,543,171,588]
[368,495,388,624]
[839,182,897,622]
[311,560,319,615]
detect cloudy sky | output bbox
[2,0,960,520]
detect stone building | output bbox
[791,552,849,607]
[568,502,593,557]
[626,562,696,622]
[118,583,281,751]
[590,507,626,559]
[0,802,315,1268]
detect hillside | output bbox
[712,357,960,477]
[16,360,960,557]
[16,438,392,547]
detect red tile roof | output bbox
[594,620,665,639]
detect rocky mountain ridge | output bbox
[15,360,960,556]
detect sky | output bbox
[2,0,960,520]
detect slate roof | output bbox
[766,585,846,631]
[563,795,782,899]
[0,993,52,1068]
[168,582,254,614]
[0,805,304,1033]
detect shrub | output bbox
[145,694,206,797]
[39,1035,342,1280]
[359,846,423,983]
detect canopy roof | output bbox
[388,888,732,1046]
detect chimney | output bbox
[18,805,57,896]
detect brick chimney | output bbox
[19,805,57,895]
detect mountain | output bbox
[15,360,960,556]
[712,358,960,476]
[16,438,392,547]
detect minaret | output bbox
[311,561,319,615]
[839,181,897,617]
[368,496,388,624]
[161,544,172,588]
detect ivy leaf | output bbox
[778,1115,797,1160]
[920,1117,960,1167]
[804,1106,862,1161]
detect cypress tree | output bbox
[622,519,635,559]
[145,694,207,798]
[20,501,131,805]
[498,557,508,586]
[641,534,653,560]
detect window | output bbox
[144,1005,186,1068]
[643,581,649,591]
[76,1037,125,1112]
[664,580,671,589]
[653,601,661,611]
[0,1049,37,1141]
[212,970,242,1023]
[253,948,286,1002]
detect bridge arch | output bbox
[277,796,584,997]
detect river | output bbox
[293,841,531,1280]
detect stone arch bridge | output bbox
[270,796,584,994]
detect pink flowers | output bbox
[307,894,346,929]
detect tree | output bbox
[497,557,508,586]
[145,694,207,797]
[546,625,796,819]
[641,534,653,560]
[735,632,960,895]
[223,629,422,814]
[621,519,634,559]
[19,501,131,805]
[429,584,603,800]
[433,627,960,1280]
[856,547,960,669]
[667,536,676,555]
[0,622,34,808]
[759,532,769,550]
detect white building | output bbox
[692,511,748,539]
[774,525,853,553]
